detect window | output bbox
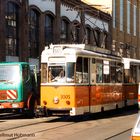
[48,65,65,83]
[110,61,116,83]
[85,27,91,44]
[127,0,130,34]
[103,60,110,83]
[72,23,80,43]
[45,14,54,45]
[120,0,123,31]
[96,59,103,83]
[100,32,107,48]
[29,9,39,58]
[124,65,137,83]
[5,2,19,56]
[22,65,29,82]
[66,63,75,83]
[41,63,47,83]
[76,57,89,83]
[116,62,123,83]
[61,19,69,43]
[93,29,100,47]
[133,5,136,36]
[113,0,116,28]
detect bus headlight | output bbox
[53,97,59,104]
[12,103,19,108]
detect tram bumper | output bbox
[35,106,47,117]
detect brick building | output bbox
[112,0,140,59]
[0,0,112,68]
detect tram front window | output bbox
[48,66,65,83]
[66,63,74,83]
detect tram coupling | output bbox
[35,106,48,117]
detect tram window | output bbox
[110,62,116,83]
[96,60,103,83]
[103,61,110,83]
[67,62,74,83]
[91,60,96,83]
[76,57,82,83]
[129,65,137,83]
[116,63,123,83]
[48,66,65,83]
[41,63,47,83]
[83,58,89,83]
[76,57,89,83]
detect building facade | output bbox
[112,0,140,59]
[0,0,112,68]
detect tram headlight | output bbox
[53,97,59,104]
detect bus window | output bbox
[22,65,30,83]
[66,62,75,83]
[0,65,20,83]
[41,63,47,83]
[96,60,103,83]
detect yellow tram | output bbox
[39,44,139,116]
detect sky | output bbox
[82,0,112,14]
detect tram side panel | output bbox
[123,84,138,106]
[90,84,124,113]
[123,64,139,107]
[40,85,90,116]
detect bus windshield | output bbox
[0,65,20,83]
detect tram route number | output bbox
[61,95,70,99]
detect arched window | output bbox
[93,29,100,47]
[29,9,39,58]
[5,2,19,56]
[60,19,69,43]
[45,14,54,45]
[100,32,106,48]
[85,27,91,45]
[72,22,80,43]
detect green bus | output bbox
[0,62,38,117]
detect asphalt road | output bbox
[0,108,138,140]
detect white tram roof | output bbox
[123,57,140,69]
[123,57,140,64]
[41,44,122,63]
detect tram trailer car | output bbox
[37,44,139,116]
[0,62,38,117]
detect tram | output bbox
[38,44,140,116]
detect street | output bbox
[0,108,138,140]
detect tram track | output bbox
[1,117,81,140]
[104,128,132,140]
[0,108,137,140]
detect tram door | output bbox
[89,58,96,113]
[75,57,90,114]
